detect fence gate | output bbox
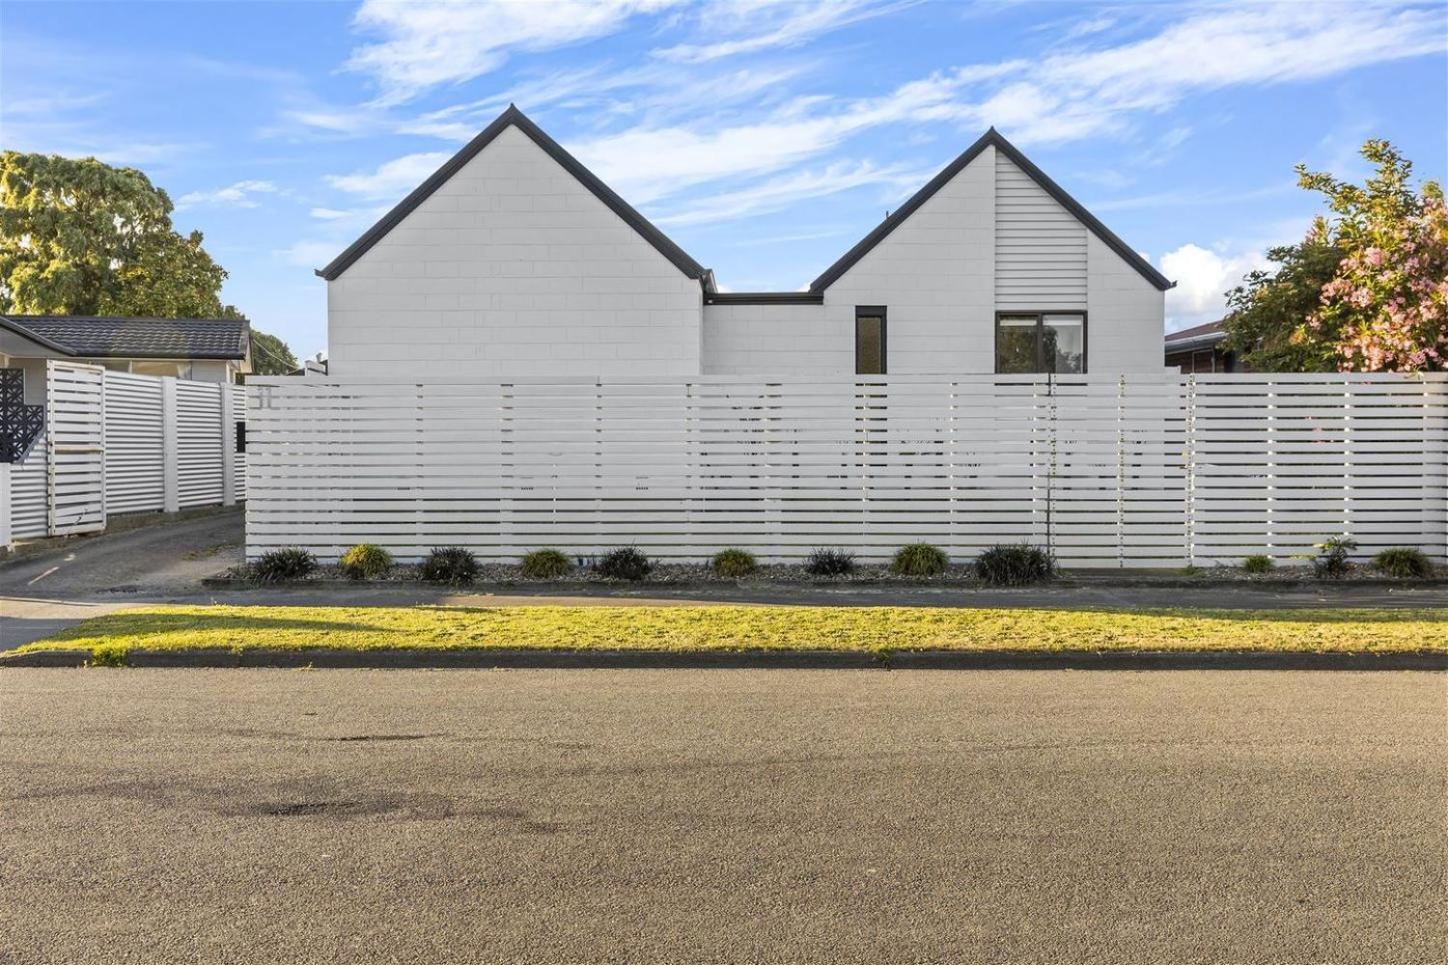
[45,360,106,536]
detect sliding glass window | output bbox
[994,312,1086,374]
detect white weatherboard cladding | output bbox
[244,373,1447,568]
[1085,232,1167,374]
[326,125,703,379]
[994,150,1086,310]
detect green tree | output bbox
[0,152,238,317]
[249,330,298,375]
[1222,140,1445,372]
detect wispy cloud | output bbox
[325,152,451,198]
[346,0,684,105]
[176,179,282,210]
[654,160,923,227]
[653,0,905,63]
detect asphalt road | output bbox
[2,668,1443,963]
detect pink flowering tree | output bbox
[1299,141,1447,372]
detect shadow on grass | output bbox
[49,612,401,642]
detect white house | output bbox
[318,106,1173,380]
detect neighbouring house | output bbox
[1165,319,1239,373]
[317,105,1175,380]
[0,315,251,409]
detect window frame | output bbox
[993,310,1088,374]
[855,305,887,375]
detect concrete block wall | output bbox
[327,125,703,379]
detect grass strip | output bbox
[7,604,1445,662]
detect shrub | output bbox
[339,543,393,580]
[712,548,758,578]
[1312,536,1357,579]
[974,544,1054,586]
[891,543,949,577]
[1241,554,1274,575]
[804,548,856,577]
[520,548,573,580]
[596,547,652,581]
[420,546,480,585]
[251,547,317,583]
[1372,547,1432,579]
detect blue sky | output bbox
[3,1,1445,358]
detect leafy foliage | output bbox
[1312,537,1357,579]
[711,548,759,578]
[420,546,480,585]
[0,152,239,317]
[890,543,950,577]
[339,543,393,580]
[595,547,652,581]
[804,548,856,577]
[251,548,317,583]
[974,544,1055,585]
[1223,140,1446,372]
[1372,547,1432,579]
[249,330,298,376]
[1241,554,1275,575]
[520,548,573,579]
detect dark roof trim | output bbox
[317,105,708,283]
[808,128,1175,294]
[0,315,77,356]
[704,292,824,306]
[1165,319,1225,342]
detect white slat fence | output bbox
[1,360,245,547]
[245,372,1447,567]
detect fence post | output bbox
[0,461,11,549]
[220,382,236,507]
[161,376,179,513]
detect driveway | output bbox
[2,667,1443,963]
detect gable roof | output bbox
[0,315,249,359]
[1165,318,1227,350]
[809,128,1174,294]
[317,105,709,284]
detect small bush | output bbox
[420,546,480,585]
[712,548,758,578]
[252,547,317,583]
[891,543,949,577]
[975,544,1054,586]
[804,548,856,577]
[1312,536,1357,579]
[1242,554,1274,575]
[520,548,573,579]
[1373,547,1432,579]
[596,547,652,581]
[339,543,393,580]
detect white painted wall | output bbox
[704,145,1167,375]
[326,125,703,379]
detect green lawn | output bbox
[6,604,1445,662]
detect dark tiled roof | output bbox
[0,315,249,359]
[1165,319,1226,344]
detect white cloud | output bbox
[1160,243,1273,329]
[346,0,684,104]
[278,240,346,269]
[654,161,924,227]
[325,152,451,198]
[653,0,901,63]
[176,179,280,210]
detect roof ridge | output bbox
[316,105,708,284]
[808,128,1174,293]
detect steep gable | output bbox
[810,129,1172,294]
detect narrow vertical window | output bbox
[855,307,886,374]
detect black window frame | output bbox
[855,306,887,375]
[994,310,1088,374]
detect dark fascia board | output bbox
[704,292,824,306]
[317,105,708,283]
[809,128,1175,294]
[0,315,76,356]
